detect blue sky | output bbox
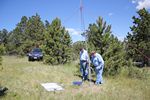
[0,0,150,42]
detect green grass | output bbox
[0,56,150,100]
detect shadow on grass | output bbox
[74,73,96,83]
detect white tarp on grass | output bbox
[41,83,64,91]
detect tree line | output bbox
[0,8,149,75]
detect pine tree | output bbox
[86,17,126,76]
[43,18,72,65]
[126,8,150,66]
[7,14,45,55]
[0,29,8,46]
[87,17,111,54]
[0,29,8,55]
[25,13,45,53]
[6,16,28,55]
[103,35,126,75]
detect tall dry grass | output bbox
[0,56,150,100]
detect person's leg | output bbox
[99,68,103,83]
[80,62,84,80]
[84,63,89,80]
[81,62,87,81]
[95,65,104,84]
[95,67,101,84]
[83,62,88,80]
[99,64,104,84]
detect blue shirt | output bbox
[92,53,104,67]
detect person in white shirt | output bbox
[80,48,89,81]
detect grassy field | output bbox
[0,56,150,100]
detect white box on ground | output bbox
[41,83,64,91]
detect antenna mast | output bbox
[80,0,91,85]
[80,0,85,31]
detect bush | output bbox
[0,44,5,65]
[128,66,149,79]
[0,44,5,55]
[0,56,2,65]
[119,65,149,79]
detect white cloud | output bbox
[108,13,113,17]
[132,0,136,4]
[131,0,150,10]
[117,36,124,41]
[137,0,150,9]
[66,28,82,35]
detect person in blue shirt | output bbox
[91,51,104,85]
[80,48,89,81]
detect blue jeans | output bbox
[95,64,104,84]
[80,61,89,80]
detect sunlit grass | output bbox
[0,56,150,100]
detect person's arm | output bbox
[97,55,103,65]
[93,58,99,67]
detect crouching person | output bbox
[91,51,104,85]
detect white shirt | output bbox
[80,49,89,61]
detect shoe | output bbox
[95,82,100,85]
[82,77,85,81]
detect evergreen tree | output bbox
[43,18,72,65]
[6,16,28,55]
[103,35,126,75]
[0,29,8,55]
[126,8,150,66]
[6,14,45,55]
[86,17,126,76]
[87,17,111,54]
[25,13,45,53]
[0,29,8,46]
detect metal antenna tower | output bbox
[80,0,92,85]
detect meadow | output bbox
[0,56,150,100]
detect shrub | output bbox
[0,44,5,65]
[128,66,149,79]
[0,44,5,55]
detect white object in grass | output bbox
[41,83,64,91]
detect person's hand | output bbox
[86,60,91,64]
[89,60,91,64]
[86,61,89,64]
[96,66,102,70]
